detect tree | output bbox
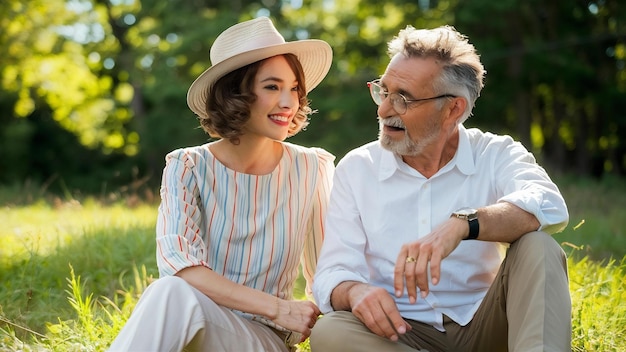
[1,0,624,195]
[455,0,626,175]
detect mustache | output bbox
[378,116,405,128]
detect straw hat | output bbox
[187,17,333,118]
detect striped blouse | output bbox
[155,141,335,303]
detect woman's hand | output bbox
[272,298,321,342]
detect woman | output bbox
[108,17,334,352]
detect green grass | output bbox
[1,176,625,351]
[0,200,157,339]
[569,256,626,351]
[552,174,626,261]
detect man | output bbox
[310,25,570,352]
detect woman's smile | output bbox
[269,113,291,126]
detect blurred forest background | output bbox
[1,0,625,199]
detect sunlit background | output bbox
[1,0,624,195]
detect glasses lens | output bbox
[368,81,408,114]
[369,82,383,105]
[390,94,407,114]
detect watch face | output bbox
[455,207,477,216]
[453,207,478,221]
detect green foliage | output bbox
[454,0,626,175]
[569,256,626,351]
[38,265,152,352]
[554,175,626,261]
[0,0,127,151]
[2,0,624,193]
[0,200,157,335]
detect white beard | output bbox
[378,117,441,156]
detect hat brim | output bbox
[187,40,332,118]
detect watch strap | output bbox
[465,217,479,240]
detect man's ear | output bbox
[449,97,467,123]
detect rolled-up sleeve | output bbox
[493,137,569,234]
[156,150,210,277]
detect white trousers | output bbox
[107,275,289,352]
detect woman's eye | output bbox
[291,86,299,91]
[264,84,279,90]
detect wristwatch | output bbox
[451,207,479,240]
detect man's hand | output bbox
[347,283,412,341]
[393,217,467,303]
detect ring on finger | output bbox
[406,256,416,263]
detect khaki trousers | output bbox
[310,231,571,352]
[107,275,289,352]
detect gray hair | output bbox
[387,25,485,123]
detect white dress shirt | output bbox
[312,125,568,332]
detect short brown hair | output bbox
[199,53,313,143]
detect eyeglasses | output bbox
[367,79,456,114]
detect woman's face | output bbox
[244,55,300,142]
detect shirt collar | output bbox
[453,125,476,176]
[378,125,476,181]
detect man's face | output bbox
[376,55,452,156]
